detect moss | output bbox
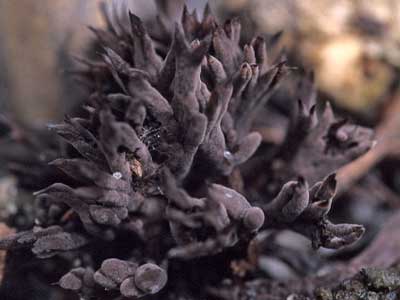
[361,268,400,292]
[317,268,400,300]
[315,287,334,300]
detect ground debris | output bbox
[315,267,400,300]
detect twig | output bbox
[337,92,400,194]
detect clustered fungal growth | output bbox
[0,1,375,300]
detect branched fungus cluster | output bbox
[0,1,375,300]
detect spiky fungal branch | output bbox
[0,1,374,300]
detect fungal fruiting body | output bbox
[0,1,374,299]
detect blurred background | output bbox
[1,0,400,126]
